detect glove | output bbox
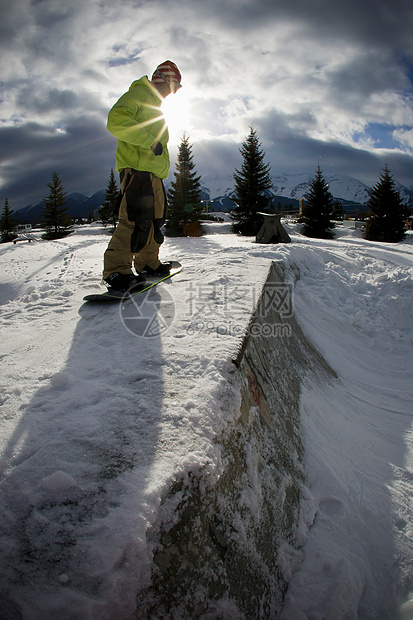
[151,141,163,156]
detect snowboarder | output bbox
[102,61,182,291]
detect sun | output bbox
[161,88,191,142]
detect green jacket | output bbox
[107,76,170,179]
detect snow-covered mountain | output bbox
[272,172,372,203]
[201,171,413,207]
[199,174,236,201]
[395,179,413,206]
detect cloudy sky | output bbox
[1,0,413,209]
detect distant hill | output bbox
[15,190,106,224]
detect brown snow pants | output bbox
[103,169,166,279]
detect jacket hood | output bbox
[129,76,162,103]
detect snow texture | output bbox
[0,220,412,619]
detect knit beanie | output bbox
[151,60,182,90]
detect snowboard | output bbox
[83,261,182,303]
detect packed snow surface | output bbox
[0,221,412,619]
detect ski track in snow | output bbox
[0,221,412,619]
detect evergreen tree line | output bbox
[162,127,409,243]
[299,162,408,242]
[1,171,74,243]
[163,126,409,243]
[231,127,408,243]
[1,129,409,244]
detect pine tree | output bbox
[301,164,335,238]
[42,172,72,239]
[165,134,203,237]
[231,127,273,236]
[99,169,120,230]
[365,165,406,242]
[0,198,18,243]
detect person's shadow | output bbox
[0,289,167,619]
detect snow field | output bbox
[0,221,412,618]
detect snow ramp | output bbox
[137,262,336,618]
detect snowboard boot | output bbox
[143,262,172,277]
[104,272,146,292]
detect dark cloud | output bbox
[327,52,409,101]
[253,111,413,187]
[16,88,80,113]
[216,0,413,48]
[265,132,413,187]
[0,0,412,210]
[0,116,115,209]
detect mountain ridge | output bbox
[14,172,413,222]
[15,190,106,223]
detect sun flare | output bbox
[162,89,191,142]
